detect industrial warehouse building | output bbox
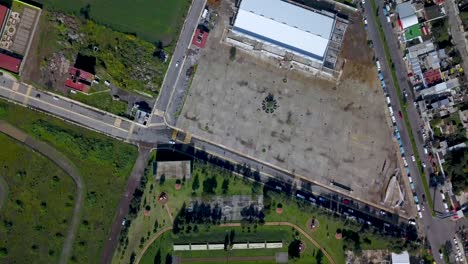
[229,0,347,70]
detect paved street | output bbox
[444,0,468,74]
[150,0,206,126]
[363,1,467,261]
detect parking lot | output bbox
[176,1,398,204]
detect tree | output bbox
[165,253,173,264]
[288,239,301,259]
[154,249,161,264]
[203,177,218,194]
[230,230,235,245]
[444,148,468,194]
[221,178,230,194]
[224,234,230,250]
[159,174,166,185]
[79,4,91,20]
[192,174,200,192]
[316,250,324,264]
[229,46,237,61]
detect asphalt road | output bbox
[363,1,467,261]
[151,0,206,125]
[444,0,468,74]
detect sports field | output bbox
[38,0,190,43]
[0,133,75,263]
[0,101,138,263]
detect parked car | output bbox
[408,219,416,225]
[53,96,59,101]
[411,155,415,162]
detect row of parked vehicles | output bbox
[376,60,422,223]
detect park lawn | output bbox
[0,133,75,263]
[114,157,258,263]
[69,92,128,117]
[264,193,395,264]
[38,0,190,44]
[0,101,138,263]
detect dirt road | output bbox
[0,121,85,264]
[100,146,152,264]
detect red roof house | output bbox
[0,5,8,29]
[192,28,208,48]
[65,67,94,92]
[424,69,442,86]
[0,53,22,73]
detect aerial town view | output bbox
[0,0,467,263]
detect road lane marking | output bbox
[126,123,135,141]
[184,133,192,144]
[113,118,122,128]
[171,129,178,140]
[0,84,129,133]
[23,85,33,105]
[12,82,19,91]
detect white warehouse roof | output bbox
[233,0,335,62]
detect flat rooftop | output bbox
[233,0,335,61]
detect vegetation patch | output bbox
[0,133,75,263]
[0,101,138,263]
[36,0,191,44]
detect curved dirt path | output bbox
[135,221,336,264]
[0,121,85,264]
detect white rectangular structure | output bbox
[232,243,249,249]
[233,0,335,62]
[173,245,190,251]
[191,244,208,250]
[248,243,266,249]
[208,244,225,250]
[266,242,283,249]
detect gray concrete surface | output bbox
[176,2,396,204]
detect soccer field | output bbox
[38,0,190,43]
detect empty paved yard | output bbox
[177,6,397,203]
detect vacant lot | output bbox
[177,2,396,204]
[0,101,138,263]
[37,0,190,44]
[0,133,75,263]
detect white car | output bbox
[408,219,416,225]
[424,147,428,154]
[168,140,176,145]
[418,211,423,218]
[175,61,179,67]
[411,155,415,162]
[422,162,426,168]
[53,96,59,101]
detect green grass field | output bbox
[69,92,128,117]
[38,0,191,44]
[0,133,75,263]
[0,101,138,263]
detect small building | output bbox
[396,2,418,30]
[391,251,410,264]
[0,53,21,73]
[424,69,442,86]
[192,28,208,48]
[65,67,94,93]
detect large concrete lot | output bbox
[177,2,397,203]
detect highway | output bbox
[363,0,467,261]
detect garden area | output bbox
[0,101,138,263]
[115,156,419,264]
[0,133,75,263]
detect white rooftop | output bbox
[396,1,418,29]
[233,0,335,61]
[391,251,410,264]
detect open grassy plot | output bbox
[69,92,128,116]
[0,101,138,263]
[0,133,75,263]
[113,157,260,263]
[37,0,190,44]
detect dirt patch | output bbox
[340,13,374,65]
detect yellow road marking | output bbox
[184,133,192,144]
[23,85,33,105]
[126,123,135,141]
[171,129,178,140]
[113,118,122,128]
